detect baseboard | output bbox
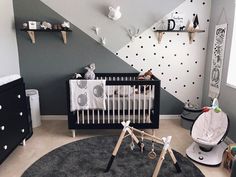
[41,115,180,120]
[40,115,235,145]
[159,115,180,119]
[41,115,67,120]
[224,136,235,145]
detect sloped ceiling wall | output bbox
[40,0,184,52]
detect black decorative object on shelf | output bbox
[167,19,176,31]
[193,15,199,28]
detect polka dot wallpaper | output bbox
[116,0,211,105]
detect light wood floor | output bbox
[0,119,230,177]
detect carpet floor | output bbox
[22,135,205,177]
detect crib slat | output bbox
[123,85,125,121]
[107,86,110,124]
[133,86,136,123]
[82,110,85,124]
[87,110,90,124]
[92,110,95,124]
[138,85,141,123]
[97,110,100,124]
[112,86,115,124]
[148,85,152,123]
[118,84,120,123]
[77,111,80,124]
[143,85,146,123]
[128,86,131,121]
[101,77,105,124]
[152,85,155,123]
[103,109,105,124]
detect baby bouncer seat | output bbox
[186,109,229,166]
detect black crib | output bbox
[67,73,160,137]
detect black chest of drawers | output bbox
[0,78,29,164]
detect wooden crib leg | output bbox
[22,139,26,146]
[72,130,75,138]
[167,147,181,173]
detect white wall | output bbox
[0,0,20,77]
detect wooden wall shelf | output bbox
[21,28,72,44]
[154,29,205,44]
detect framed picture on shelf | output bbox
[172,13,184,30]
[28,21,37,30]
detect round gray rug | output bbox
[22,136,205,177]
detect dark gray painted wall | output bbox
[202,0,236,141]
[160,89,184,114]
[13,0,183,115]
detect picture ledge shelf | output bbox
[20,28,72,44]
[153,29,205,44]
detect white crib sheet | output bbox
[105,92,154,110]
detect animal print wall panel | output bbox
[208,24,227,98]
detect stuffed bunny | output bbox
[84,63,96,80]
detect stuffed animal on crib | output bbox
[84,63,96,80]
[136,69,154,93]
[137,69,154,80]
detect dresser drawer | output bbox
[0,84,26,114]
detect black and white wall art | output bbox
[209,23,227,98]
